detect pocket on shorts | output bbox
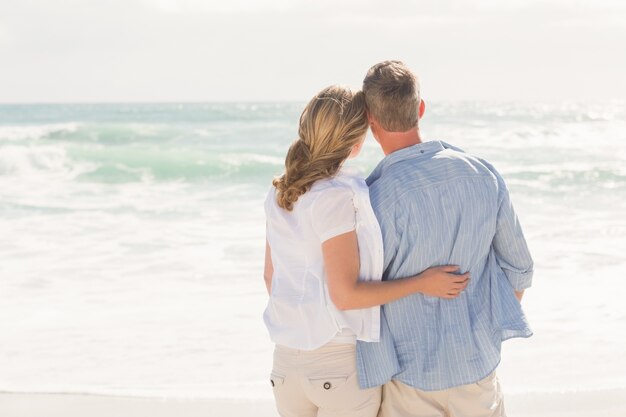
[307,374,352,408]
[307,375,350,392]
[270,373,285,388]
[307,373,380,412]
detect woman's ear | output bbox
[348,139,364,159]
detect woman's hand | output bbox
[415,266,470,299]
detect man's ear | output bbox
[367,113,377,134]
[419,99,426,119]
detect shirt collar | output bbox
[366,140,445,185]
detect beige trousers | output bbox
[271,343,381,417]
[378,372,505,417]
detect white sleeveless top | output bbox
[263,170,384,350]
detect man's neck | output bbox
[379,128,423,155]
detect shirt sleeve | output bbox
[492,170,534,291]
[310,186,357,243]
[264,186,276,216]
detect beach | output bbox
[1,101,625,416]
[3,389,626,417]
[0,393,278,417]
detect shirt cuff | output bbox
[505,269,534,291]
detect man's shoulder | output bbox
[434,143,509,203]
[371,146,495,184]
[369,145,503,205]
[438,140,465,154]
[436,142,503,179]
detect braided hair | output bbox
[273,86,369,211]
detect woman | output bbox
[263,86,469,417]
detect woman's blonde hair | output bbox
[273,86,369,211]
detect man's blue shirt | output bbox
[356,140,533,391]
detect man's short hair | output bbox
[362,61,421,132]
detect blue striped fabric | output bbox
[356,140,534,391]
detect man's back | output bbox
[356,140,533,391]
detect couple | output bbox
[263,61,533,417]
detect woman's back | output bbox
[264,173,383,350]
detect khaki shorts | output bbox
[379,372,505,417]
[270,343,381,417]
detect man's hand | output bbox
[415,266,470,299]
[515,290,524,302]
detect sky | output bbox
[0,0,625,103]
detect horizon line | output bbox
[1,98,624,106]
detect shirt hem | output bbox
[319,223,356,243]
[392,358,503,392]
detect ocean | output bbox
[1,101,625,399]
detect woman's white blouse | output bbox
[263,171,384,350]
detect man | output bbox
[356,61,534,417]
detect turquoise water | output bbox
[1,102,624,190]
[1,102,625,397]
[0,103,301,185]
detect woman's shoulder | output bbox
[266,171,366,214]
[308,179,354,207]
[313,169,366,190]
[302,171,350,197]
[335,171,368,190]
[265,181,352,216]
